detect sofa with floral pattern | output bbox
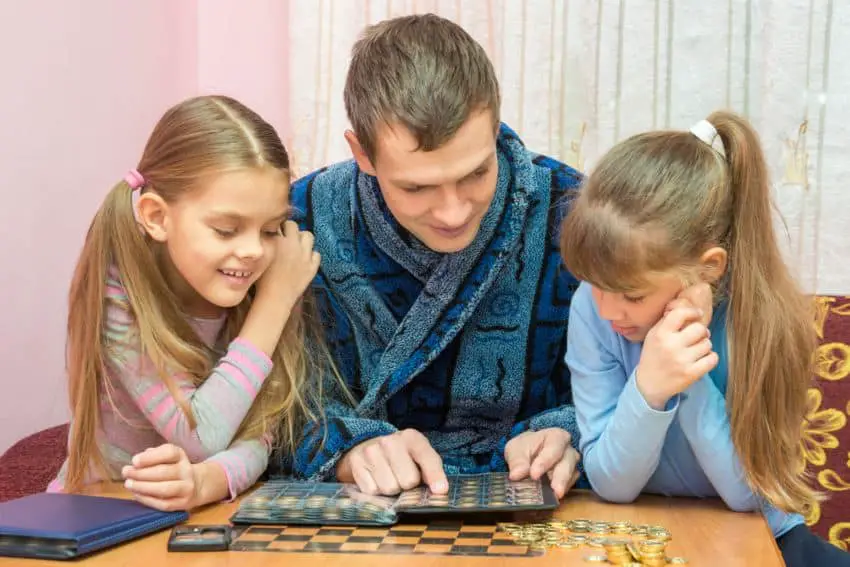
[805,296,850,549]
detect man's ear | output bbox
[699,246,728,283]
[136,192,170,242]
[344,130,377,176]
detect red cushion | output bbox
[0,423,68,502]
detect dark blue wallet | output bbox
[0,492,188,560]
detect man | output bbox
[286,14,583,499]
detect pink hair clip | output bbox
[124,169,145,190]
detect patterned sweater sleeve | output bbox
[103,274,273,462]
[206,436,271,499]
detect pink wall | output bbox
[0,0,199,453]
[197,2,291,139]
[0,1,291,455]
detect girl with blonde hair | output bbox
[561,111,849,566]
[49,95,335,511]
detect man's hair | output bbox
[344,13,501,162]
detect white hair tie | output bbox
[689,119,725,155]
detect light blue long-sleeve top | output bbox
[565,282,803,538]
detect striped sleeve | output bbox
[103,275,273,462]
[205,437,271,499]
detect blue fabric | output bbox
[778,524,850,566]
[277,124,585,483]
[565,282,805,538]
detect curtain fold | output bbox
[286,0,847,294]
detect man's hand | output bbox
[337,429,448,496]
[504,428,581,498]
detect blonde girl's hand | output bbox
[122,444,199,511]
[254,220,321,307]
[635,306,719,410]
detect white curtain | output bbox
[286,0,849,295]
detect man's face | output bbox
[350,110,499,253]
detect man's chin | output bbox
[417,227,479,253]
[422,236,476,253]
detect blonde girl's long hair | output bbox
[65,95,340,491]
[560,110,819,515]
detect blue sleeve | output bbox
[676,375,760,512]
[289,168,324,231]
[292,403,398,481]
[289,269,399,480]
[565,284,678,503]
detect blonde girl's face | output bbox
[589,273,685,342]
[156,168,290,317]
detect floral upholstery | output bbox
[805,297,850,548]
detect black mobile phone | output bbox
[167,525,231,552]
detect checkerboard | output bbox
[229,522,543,556]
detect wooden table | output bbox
[0,485,784,567]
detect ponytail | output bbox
[710,110,820,514]
[65,179,204,491]
[66,180,138,490]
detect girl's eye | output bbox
[624,295,645,304]
[213,228,235,238]
[263,230,281,238]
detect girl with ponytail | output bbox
[49,95,342,511]
[560,111,848,565]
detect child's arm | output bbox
[565,284,678,503]
[105,293,273,461]
[657,286,759,512]
[122,437,269,510]
[675,376,760,512]
[104,221,316,464]
[202,437,270,500]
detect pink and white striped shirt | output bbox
[49,267,273,499]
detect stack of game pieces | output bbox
[609,521,633,535]
[567,519,591,533]
[602,538,635,565]
[648,526,672,542]
[635,539,668,566]
[498,517,690,564]
[589,520,611,536]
